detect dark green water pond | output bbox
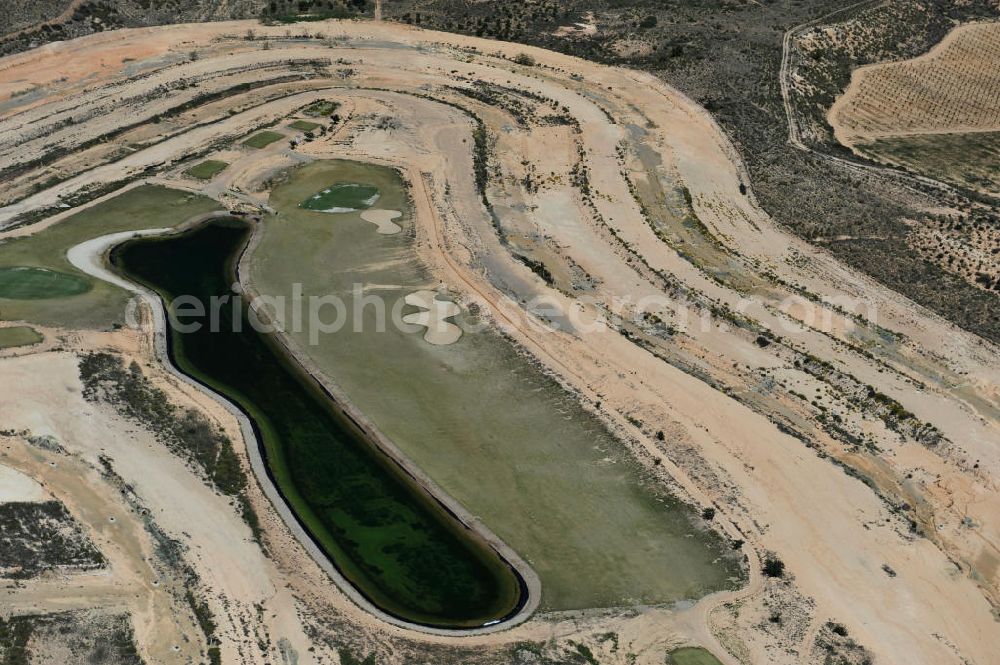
[109,218,522,628]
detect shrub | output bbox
[762,555,785,578]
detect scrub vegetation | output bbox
[856,131,1000,194]
[78,351,261,539]
[0,610,144,665]
[0,501,106,579]
[379,0,1000,345]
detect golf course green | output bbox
[0,267,90,300]
[300,183,380,212]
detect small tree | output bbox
[514,53,536,67]
[762,555,785,578]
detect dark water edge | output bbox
[109,216,524,628]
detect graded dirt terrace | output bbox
[0,19,999,665]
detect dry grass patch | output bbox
[857,130,1000,194]
[289,119,321,132]
[184,159,229,180]
[242,130,286,149]
[0,326,42,349]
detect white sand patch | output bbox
[66,228,170,291]
[359,209,402,234]
[402,289,462,345]
[0,464,47,502]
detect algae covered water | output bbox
[110,217,523,628]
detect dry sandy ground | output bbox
[0,18,999,665]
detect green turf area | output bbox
[300,183,380,212]
[667,647,724,665]
[0,185,221,329]
[184,159,230,180]
[302,100,339,117]
[0,326,43,349]
[242,131,286,149]
[859,131,1000,193]
[0,267,90,299]
[289,120,321,132]
[254,160,744,611]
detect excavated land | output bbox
[0,19,999,665]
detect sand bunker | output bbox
[360,209,402,235]
[0,464,48,502]
[402,290,462,345]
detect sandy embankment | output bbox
[0,464,47,502]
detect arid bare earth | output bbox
[0,19,998,665]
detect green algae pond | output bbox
[109,217,524,629]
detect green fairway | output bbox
[254,160,744,611]
[302,100,339,117]
[242,131,286,149]
[0,185,221,329]
[184,159,229,180]
[667,647,724,665]
[0,326,43,349]
[289,120,321,132]
[0,267,90,299]
[300,183,380,212]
